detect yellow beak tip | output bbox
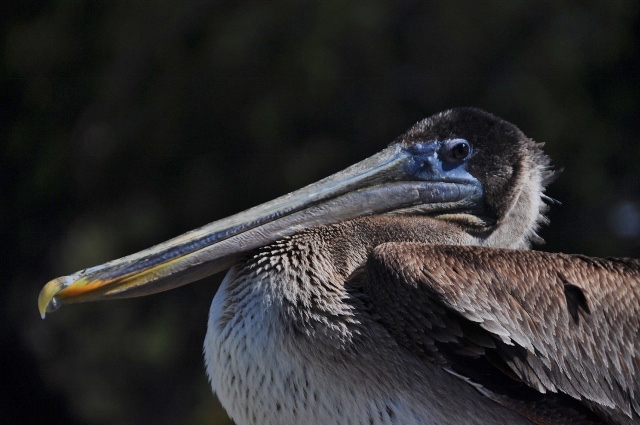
[38,277,68,318]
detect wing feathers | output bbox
[363,244,640,424]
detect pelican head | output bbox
[39,107,552,316]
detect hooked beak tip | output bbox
[38,275,73,318]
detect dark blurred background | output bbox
[2,1,639,424]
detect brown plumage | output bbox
[362,244,640,424]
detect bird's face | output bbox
[38,108,550,315]
[385,137,487,227]
[398,108,552,224]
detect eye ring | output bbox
[444,139,471,162]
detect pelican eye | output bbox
[444,139,471,162]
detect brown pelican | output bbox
[39,108,640,424]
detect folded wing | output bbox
[362,244,640,425]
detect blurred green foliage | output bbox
[2,1,639,424]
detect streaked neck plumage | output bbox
[204,215,541,425]
[203,119,552,424]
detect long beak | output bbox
[38,143,482,317]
